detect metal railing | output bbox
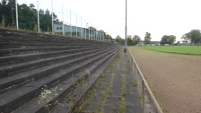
[128,50,163,113]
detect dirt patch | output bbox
[129,47,201,113]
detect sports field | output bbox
[128,46,201,113]
[141,46,201,55]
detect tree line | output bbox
[182,29,201,44]
[0,0,61,32]
[114,32,151,46]
[115,29,201,46]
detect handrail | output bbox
[128,49,163,113]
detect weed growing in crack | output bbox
[77,52,121,112]
[121,81,126,97]
[96,53,121,112]
[38,85,60,113]
[75,81,82,99]
[65,92,76,112]
[121,67,126,97]
[77,67,110,112]
[133,83,138,87]
[116,57,128,112]
[118,97,127,112]
[138,96,142,100]
[65,69,91,113]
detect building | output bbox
[53,23,104,41]
[150,41,160,46]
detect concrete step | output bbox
[0,36,74,43]
[12,49,119,113]
[0,49,111,94]
[0,48,118,113]
[0,42,89,49]
[0,48,102,78]
[0,36,103,49]
[0,46,90,56]
[0,47,94,65]
[0,32,82,43]
[50,50,119,113]
[0,28,121,113]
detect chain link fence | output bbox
[0,0,105,41]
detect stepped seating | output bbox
[0,28,120,113]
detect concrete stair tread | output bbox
[0,48,87,60]
[0,57,91,107]
[0,35,79,42]
[0,46,90,54]
[0,48,100,73]
[12,50,117,113]
[0,49,111,91]
[0,28,121,113]
[0,49,117,113]
[50,52,117,113]
[0,47,97,66]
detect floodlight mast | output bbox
[62,5,64,36]
[125,0,127,48]
[37,0,40,33]
[15,0,18,30]
[51,0,54,35]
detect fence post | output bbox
[142,80,145,113]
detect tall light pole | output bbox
[125,0,127,47]
[81,16,82,38]
[70,10,72,37]
[15,0,18,30]
[85,20,87,39]
[62,5,64,36]
[89,27,90,40]
[89,24,90,39]
[37,0,40,33]
[51,0,54,35]
[76,13,77,38]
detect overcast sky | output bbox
[18,0,201,41]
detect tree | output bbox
[115,35,124,45]
[7,0,15,27]
[18,4,36,30]
[29,3,35,10]
[0,0,60,31]
[160,35,176,45]
[144,32,151,45]
[40,9,52,32]
[105,34,112,41]
[127,35,134,46]
[181,34,191,42]
[184,29,201,43]
[133,35,141,45]
[0,0,17,27]
[0,0,7,26]
[169,35,176,44]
